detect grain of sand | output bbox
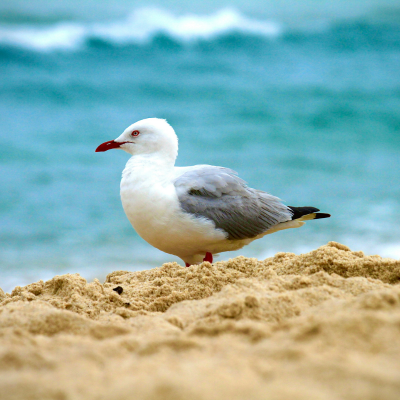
[1,242,400,400]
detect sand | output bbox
[1,241,400,400]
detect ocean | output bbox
[1,1,399,291]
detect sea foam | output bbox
[0,8,281,51]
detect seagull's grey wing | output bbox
[174,166,292,240]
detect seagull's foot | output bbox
[185,263,190,268]
[203,252,213,263]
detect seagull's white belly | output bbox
[120,178,226,259]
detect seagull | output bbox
[96,118,330,267]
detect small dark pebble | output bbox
[113,286,123,295]
[124,303,130,307]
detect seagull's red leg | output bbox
[203,252,213,263]
[185,263,191,268]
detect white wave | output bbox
[0,22,87,51]
[0,8,282,51]
[340,237,400,260]
[379,244,400,259]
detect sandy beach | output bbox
[1,241,400,399]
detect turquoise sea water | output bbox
[1,1,399,291]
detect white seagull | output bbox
[96,118,330,267]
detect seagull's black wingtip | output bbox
[287,206,331,221]
[313,213,331,219]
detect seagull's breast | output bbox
[121,179,174,243]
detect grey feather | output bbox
[174,166,292,240]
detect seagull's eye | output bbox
[131,130,140,137]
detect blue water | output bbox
[1,3,400,291]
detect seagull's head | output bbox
[95,118,178,161]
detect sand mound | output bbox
[1,242,400,399]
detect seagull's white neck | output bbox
[122,152,176,184]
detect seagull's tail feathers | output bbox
[261,206,330,237]
[287,206,331,222]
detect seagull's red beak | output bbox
[95,140,126,152]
